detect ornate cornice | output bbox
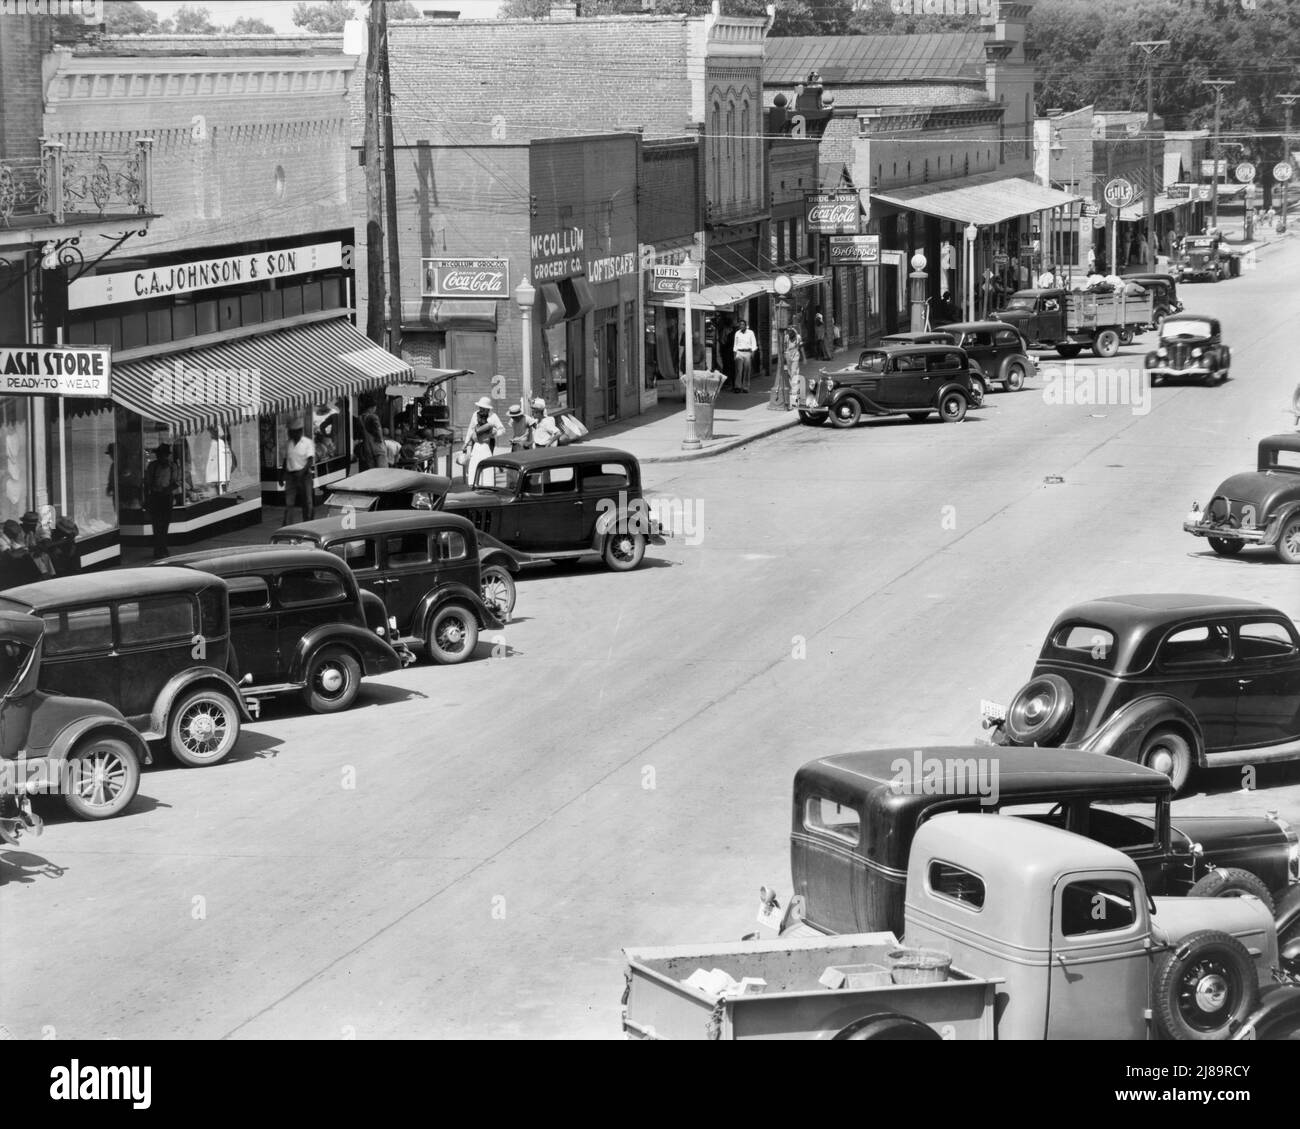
[45,53,354,110]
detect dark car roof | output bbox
[0,609,42,644]
[880,331,955,343]
[940,321,1024,334]
[328,469,452,495]
[1261,433,1300,455]
[0,566,223,610]
[477,444,637,470]
[860,343,968,356]
[1124,273,1176,286]
[161,545,343,576]
[1161,313,1219,330]
[1057,593,1276,624]
[277,510,478,541]
[799,746,1171,798]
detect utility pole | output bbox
[363,3,386,346]
[1280,93,1299,233]
[1134,40,1169,272]
[380,0,402,358]
[1203,79,1234,233]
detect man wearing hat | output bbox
[507,405,532,451]
[281,424,316,525]
[145,443,176,558]
[528,397,562,449]
[462,396,504,484]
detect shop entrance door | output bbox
[566,317,586,424]
[601,318,619,423]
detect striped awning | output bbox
[109,318,412,431]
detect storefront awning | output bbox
[1118,194,1192,221]
[657,273,826,311]
[872,173,1085,226]
[109,317,413,431]
[564,276,596,320]
[401,298,498,331]
[387,366,471,398]
[538,283,567,327]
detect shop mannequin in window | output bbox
[204,427,236,496]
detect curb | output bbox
[639,413,803,463]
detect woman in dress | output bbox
[462,396,504,485]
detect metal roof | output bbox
[873,171,1085,226]
[765,33,987,86]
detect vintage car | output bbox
[446,446,665,572]
[0,568,249,768]
[1183,433,1300,563]
[983,594,1300,794]
[161,546,412,714]
[320,469,520,619]
[1,610,152,829]
[273,511,503,665]
[1174,232,1240,282]
[624,815,1300,1040]
[1144,313,1230,385]
[878,331,957,345]
[800,344,982,428]
[789,746,1298,940]
[1124,272,1184,321]
[939,321,1036,394]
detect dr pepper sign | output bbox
[421,258,510,300]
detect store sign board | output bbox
[1080,202,1102,217]
[0,345,110,396]
[879,249,905,267]
[1103,178,1136,208]
[1166,184,1190,200]
[649,264,699,299]
[421,258,509,299]
[827,235,880,265]
[67,241,345,310]
[530,227,585,282]
[806,191,861,235]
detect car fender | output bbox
[591,497,663,548]
[832,386,888,415]
[288,624,404,681]
[933,380,974,407]
[1233,985,1300,1040]
[1074,695,1205,765]
[1261,501,1300,547]
[1276,885,1300,964]
[477,533,523,574]
[151,668,252,733]
[50,713,152,768]
[414,581,504,635]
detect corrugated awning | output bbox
[657,273,825,311]
[872,173,1085,226]
[110,317,412,431]
[1118,194,1192,221]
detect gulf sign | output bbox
[807,191,861,235]
[422,258,510,300]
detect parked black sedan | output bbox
[1144,313,1231,385]
[939,321,1035,394]
[1184,433,1300,563]
[162,546,412,713]
[802,344,982,427]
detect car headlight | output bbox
[1192,347,1203,359]
[1157,347,1167,358]
[824,378,835,391]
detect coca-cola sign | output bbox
[422,258,510,299]
[807,191,861,234]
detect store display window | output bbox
[121,413,258,509]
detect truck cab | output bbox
[993,288,1066,347]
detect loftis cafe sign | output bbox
[66,241,345,310]
[422,258,509,299]
[807,191,861,235]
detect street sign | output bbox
[1103,178,1136,208]
[1166,184,1190,200]
[1081,202,1102,217]
[1274,161,1294,183]
[1092,215,1107,229]
[1200,159,1228,179]
[1235,161,1257,184]
[827,235,880,265]
[649,263,699,300]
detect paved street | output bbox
[3,238,1298,1041]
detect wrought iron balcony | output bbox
[0,138,153,230]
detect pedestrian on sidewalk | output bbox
[145,443,176,558]
[772,326,802,411]
[281,425,316,525]
[731,319,758,392]
[461,396,504,485]
[528,397,562,448]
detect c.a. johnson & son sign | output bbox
[66,242,345,310]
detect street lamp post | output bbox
[909,252,928,331]
[1203,79,1235,232]
[1134,41,1170,273]
[1050,131,1078,283]
[513,278,536,414]
[963,223,977,321]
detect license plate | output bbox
[979,699,1006,722]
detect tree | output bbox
[227,16,277,34]
[291,0,356,32]
[171,4,217,34]
[388,0,422,18]
[103,0,163,34]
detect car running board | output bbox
[1204,740,1300,767]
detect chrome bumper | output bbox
[1183,521,1267,543]
[1149,365,1215,378]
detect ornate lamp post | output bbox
[514,277,536,413]
[909,251,928,332]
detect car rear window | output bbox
[803,796,860,846]
[227,577,271,612]
[41,604,112,656]
[927,352,963,372]
[1237,621,1298,661]
[928,862,985,909]
[993,329,1021,348]
[1047,623,1117,667]
[581,463,630,492]
[1059,879,1138,936]
[117,595,196,647]
[1264,449,1300,472]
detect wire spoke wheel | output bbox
[168,689,240,767]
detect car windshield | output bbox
[474,465,520,491]
[322,492,380,515]
[855,352,886,373]
[1002,296,1036,311]
[1161,320,1213,340]
[0,639,33,695]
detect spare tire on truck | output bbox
[833,1012,941,1040]
[1153,930,1259,1041]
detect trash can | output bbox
[693,401,714,442]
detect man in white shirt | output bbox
[281,424,316,525]
[528,397,562,448]
[731,320,758,392]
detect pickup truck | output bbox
[622,814,1300,1040]
[1173,233,1243,283]
[993,287,1154,359]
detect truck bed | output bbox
[1064,290,1153,332]
[623,933,1000,1040]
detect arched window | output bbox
[742,100,751,201]
[727,100,736,203]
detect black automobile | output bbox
[0,568,249,768]
[802,344,982,428]
[790,746,1299,938]
[940,321,1036,395]
[1144,313,1231,385]
[448,446,665,572]
[1125,273,1184,321]
[162,546,413,714]
[320,468,522,619]
[1183,433,1300,564]
[274,511,503,665]
[983,594,1300,794]
[1,609,152,828]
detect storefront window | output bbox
[260,400,350,474]
[122,413,258,508]
[541,323,569,409]
[46,400,117,537]
[1,397,31,528]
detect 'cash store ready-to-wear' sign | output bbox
[1,345,110,396]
